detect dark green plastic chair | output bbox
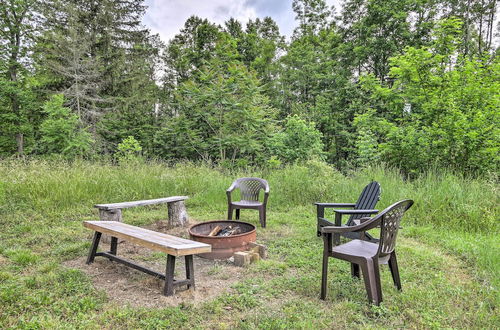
[320,199,414,305]
[315,181,381,244]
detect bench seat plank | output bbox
[94,196,188,211]
[83,221,210,257]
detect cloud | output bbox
[244,0,290,16]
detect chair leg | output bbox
[388,252,402,291]
[360,258,380,305]
[259,207,266,228]
[227,206,233,220]
[351,263,360,278]
[235,208,240,220]
[320,234,331,300]
[373,259,383,305]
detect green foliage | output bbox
[115,136,143,163]
[38,94,93,157]
[155,34,277,165]
[352,108,394,166]
[268,115,325,163]
[1,1,499,176]
[358,19,500,175]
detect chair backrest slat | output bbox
[235,177,268,201]
[377,200,413,257]
[347,182,381,225]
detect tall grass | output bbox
[1,158,497,233]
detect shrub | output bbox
[115,136,143,163]
[268,115,325,163]
[38,94,93,158]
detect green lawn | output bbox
[0,160,498,329]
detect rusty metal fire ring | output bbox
[188,220,256,260]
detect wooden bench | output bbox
[95,196,189,228]
[84,220,211,296]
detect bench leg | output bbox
[110,237,118,255]
[185,255,195,289]
[164,254,176,296]
[86,232,102,264]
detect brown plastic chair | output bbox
[315,181,381,243]
[320,199,414,305]
[227,177,269,228]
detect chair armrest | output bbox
[352,217,372,225]
[314,203,356,208]
[315,203,355,220]
[226,183,237,204]
[321,225,358,234]
[321,215,380,234]
[226,182,237,193]
[318,217,334,227]
[333,209,378,215]
[263,190,269,205]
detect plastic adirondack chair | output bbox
[315,181,381,243]
[227,177,269,228]
[320,199,414,305]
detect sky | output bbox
[142,0,340,43]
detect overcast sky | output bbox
[142,0,341,43]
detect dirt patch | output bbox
[65,221,253,308]
[0,255,8,266]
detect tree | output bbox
[161,16,221,119]
[38,0,162,154]
[292,0,332,37]
[155,34,277,165]
[38,94,93,157]
[39,1,102,125]
[340,0,435,81]
[358,19,500,174]
[0,0,37,155]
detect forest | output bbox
[1,0,498,175]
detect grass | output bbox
[0,159,498,328]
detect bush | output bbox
[38,94,93,158]
[268,115,325,163]
[115,136,143,163]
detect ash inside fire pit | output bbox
[189,220,256,260]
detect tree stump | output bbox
[168,200,188,228]
[99,209,122,243]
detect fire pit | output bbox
[188,220,256,259]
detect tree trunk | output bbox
[168,201,188,228]
[98,209,122,243]
[16,133,24,155]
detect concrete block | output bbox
[250,252,260,263]
[233,251,251,267]
[248,242,267,259]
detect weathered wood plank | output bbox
[83,221,211,257]
[94,196,188,211]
